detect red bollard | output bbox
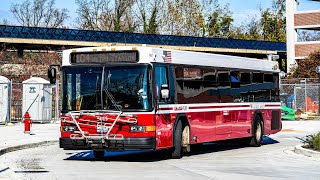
[24,112,32,134]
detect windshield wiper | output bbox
[104,69,122,111]
[94,74,101,109]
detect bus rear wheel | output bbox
[93,150,105,159]
[249,116,263,147]
[171,120,182,159]
[182,125,190,153]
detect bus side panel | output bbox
[202,111,217,142]
[262,109,282,135]
[188,111,215,143]
[155,113,173,149]
[215,111,232,141]
[262,109,272,134]
[232,110,253,139]
[188,109,253,143]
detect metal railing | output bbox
[0,25,286,51]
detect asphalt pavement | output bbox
[0,120,320,180]
[0,122,60,179]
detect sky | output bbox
[1,0,320,28]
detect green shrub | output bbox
[304,132,320,151]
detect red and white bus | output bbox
[48,46,282,159]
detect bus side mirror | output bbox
[48,67,57,84]
[161,84,169,99]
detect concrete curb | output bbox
[0,140,58,156]
[294,144,320,158]
[0,140,58,180]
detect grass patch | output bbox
[303,132,320,151]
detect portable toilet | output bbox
[0,76,10,124]
[22,77,52,123]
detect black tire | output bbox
[249,116,264,147]
[93,150,105,159]
[172,120,182,159]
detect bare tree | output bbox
[113,0,137,32]
[0,19,10,25]
[135,0,161,34]
[161,0,219,37]
[76,0,137,32]
[207,0,234,38]
[75,0,113,30]
[10,0,69,28]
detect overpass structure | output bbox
[0,25,286,60]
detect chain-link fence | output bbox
[11,82,22,122]
[1,80,60,123]
[280,78,320,114]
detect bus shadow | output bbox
[186,136,279,157]
[64,149,171,162]
[64,137,279,162]
[263,136,279,145]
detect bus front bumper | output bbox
[59,137,156,151]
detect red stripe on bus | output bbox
[158,108,173,111]
[189,105,250,110]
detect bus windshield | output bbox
[62,65,152,112]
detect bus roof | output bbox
[62,46,279,73]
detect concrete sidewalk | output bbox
[0,122,60,179]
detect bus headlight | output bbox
[130,126,145,132]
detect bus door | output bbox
[154,64,175,149]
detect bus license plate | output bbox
[97,125,109,133]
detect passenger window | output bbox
[175,66,184,91]
[230,71,240,82]
[252,73,263,83]
[203,68,219,103]
[264,74,274,82]
[203,68,217,88]
[183,68,203,92]
[230,71,240,89]
[217,71,230,87]
[241,72,251,84]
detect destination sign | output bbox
[71,51,139,64]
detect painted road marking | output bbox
[281,129,305,132]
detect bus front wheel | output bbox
[172,120,182,159]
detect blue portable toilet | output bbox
[287,94,295,109]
